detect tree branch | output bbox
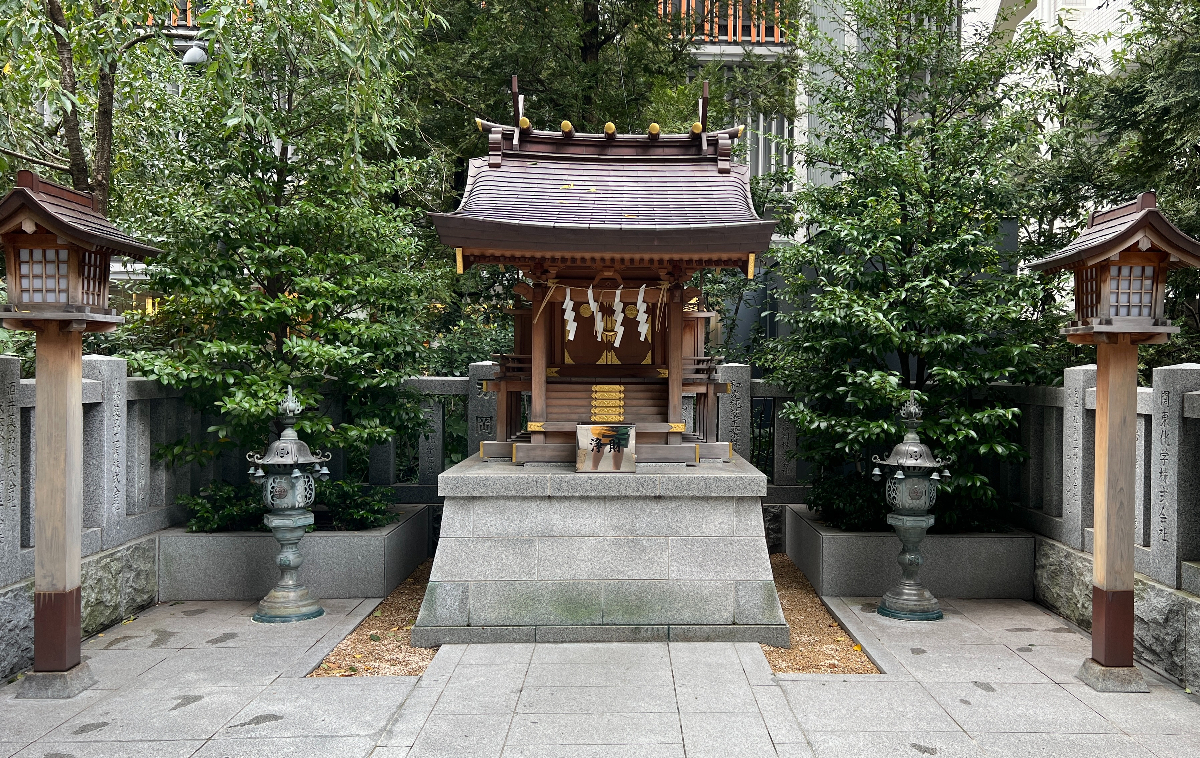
[0,146,71,172]
[117,28,199,55]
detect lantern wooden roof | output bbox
[430,121,777,279]
[0,171,161,260]
[1029,192,1200,275]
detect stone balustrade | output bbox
[988,364,1200,596]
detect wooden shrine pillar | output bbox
[33,322,84,673]
[668,283,684,444]
[531,284,547,443]
[1091,336,1138,669]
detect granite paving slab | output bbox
[188,735,379,758]
[130,645,308,688]
[0,688,114,743]
[11,740,206,757]
[877,642,1053,683]
[971,732,1157,757]
[6,595,1200,756]
[75,648,172,690]
[41,684,267,742]
[1135,732,1200,758]
[925,681,1118,734]
[1062,683,1200,734]
[804,730,986,758]
[213,677,418,739]
[778,679,961,733]
[500,746,687,758]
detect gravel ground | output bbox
[761,552,879,674]
[309,559,437,677]
[311,552,876,677]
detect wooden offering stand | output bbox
[432,80,775,465]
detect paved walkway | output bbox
[2,596,1198,757]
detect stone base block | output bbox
[413,454,786,646]
[15,661,97,699]
[785,506,1034,598]
[411,623,790,646]
[1035,536,1200,691]
[1076,657,1150,693]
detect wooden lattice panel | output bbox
[1108,264,1155,318]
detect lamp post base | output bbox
[252,587,325,624]
[15,661,97,699]
[878,512,943,621]
[1076,657,1149,693]
[878,583,944,622]
[253,510,325,624]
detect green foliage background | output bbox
[6,0,1200,533]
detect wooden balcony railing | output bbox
[661,0,787,45]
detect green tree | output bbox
[0,0,202,212]
[762,0,1070,531]
[108,0,444,462]
[1082,0,1200,374]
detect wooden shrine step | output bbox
[480,440,732,463]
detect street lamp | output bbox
[246,387,331,623]
[181,43,208,68]
[0,171,160,698]
[1030,191,1200,692]
[871,392,951,622]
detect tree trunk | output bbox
[580,0,602,128]
[91,0,116,215]
[92,59,116,216]
[42,0,91,194]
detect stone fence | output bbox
[989,364,1200,596]
[0,355,204,593]
[987,364,1200,688]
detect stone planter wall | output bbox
[1035,534,1200,689]
[1,535,158,682]
[784,505,1035,599]
[159,505,431,601]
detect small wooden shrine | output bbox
[431,85,776,465]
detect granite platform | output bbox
[411,454,789,646]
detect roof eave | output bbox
[431,213,777,255]
[0,189,161,260]
[1029,210,1200,274]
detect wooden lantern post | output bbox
[0,171,160,698]
[1030,192,1200,692]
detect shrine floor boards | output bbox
[2,596,1198,757]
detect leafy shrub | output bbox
[317,480,399,531]
[181,482,267,533]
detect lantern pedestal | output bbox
[1076,657,1149,693]
[15,662,98,700]
[1073,338,1148,691]
[253,510,325,624]
[878,513,943,621]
